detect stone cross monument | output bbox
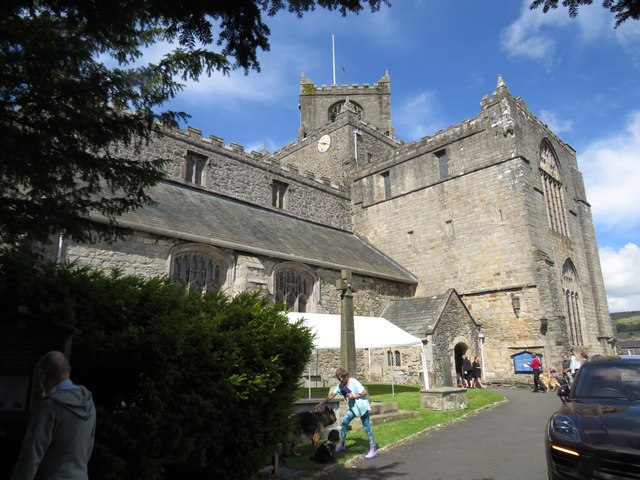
[336,269,356,374]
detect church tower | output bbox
[298,70,394,140]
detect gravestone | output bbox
[442,355,453,387]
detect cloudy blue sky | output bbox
[160,0,640,312]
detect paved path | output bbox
[306,386,560,480]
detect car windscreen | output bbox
[573,362,640,400]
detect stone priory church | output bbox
[54,71,615,386]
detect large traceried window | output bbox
[273,264,316,313]
[562,259,583,346]
[169,244,230,293]
[539,141,569,237]
[329,100,363,122]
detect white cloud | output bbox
[539,109,573,134]
[395,90,442,141]
[166,6,398,110]
[600,243,640,312]
[244,138,282,155]
[613,19,640,67]
[580,111,640,230]
[572,2,611,41]
[583,113,640,313]
[500,1,570,63]
[500,0,631,64]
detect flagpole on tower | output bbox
[332,34,336,86]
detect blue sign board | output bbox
[512,351,543,374]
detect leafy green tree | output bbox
[530,0,640,26]
[0,253,315,479]
[0,0,388,247]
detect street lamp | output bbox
[477,326,486,382]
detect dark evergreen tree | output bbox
[0,252,315,479]
[530,0,640,26]
[0,1,388,247]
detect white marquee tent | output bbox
[286,313,428,394]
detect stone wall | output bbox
[62,230,414,315]
[430,294,481,385]
[121,127,352,232]
[310,346,424,387]
[350,86,613,382]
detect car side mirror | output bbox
[557,384,571,404]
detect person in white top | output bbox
[570,348,582,377]
[315,367,377,459]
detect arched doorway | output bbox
[454,342,470,387]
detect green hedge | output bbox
[0,251,314,479]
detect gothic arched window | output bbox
[387,351,393,367]
[169,244,230,293]
[273,264,316,313]
[539,141,569,237]
[394,350,402,367]
[562,259,583,346]
[328,100,363,122]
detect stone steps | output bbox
[344,401,418,430]
[292,398,418,435]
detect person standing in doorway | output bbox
[462,354,473,388]
[525,353,546,393]
[455,355,464,387]
[472,355,484,388]
[315,367,377,459]
[10,351,96,480]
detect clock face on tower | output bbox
[317,134,331,153]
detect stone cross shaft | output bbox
[336,269,356,375]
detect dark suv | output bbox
[546,356,640,479]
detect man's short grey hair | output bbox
[38,351,70,378]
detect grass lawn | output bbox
[281,384,505,474]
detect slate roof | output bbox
[380,293,450,338]
[102,181,417,284]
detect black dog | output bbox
[285,406,337,456]
[311,429,340,464]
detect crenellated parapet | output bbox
[408,117,484,152]
[300,69,391,95]
[299,70,394,139]
[160,124,345,193]
[480,75,573,151]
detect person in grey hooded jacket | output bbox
[10,351,96,480]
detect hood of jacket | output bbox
[48,385,95,420]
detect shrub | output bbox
[0,251,314,479]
